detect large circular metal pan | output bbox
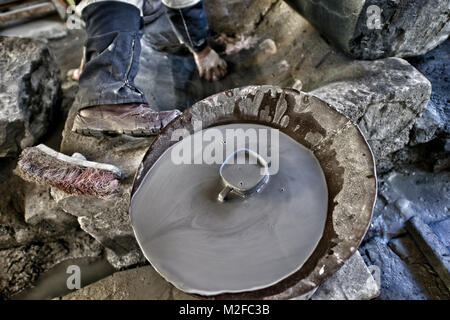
[131,123,329,295]
[131,86,377,299]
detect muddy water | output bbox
[130,123,328,295]
[12,257,115,300]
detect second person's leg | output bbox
[72,0,180,136]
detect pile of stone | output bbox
[0,37,102,299]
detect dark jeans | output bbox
[77,0,209,111]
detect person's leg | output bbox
[162,0,208,53]
[69,0,166,82]
[142,2,188,55]
[77,1,147,109]
[72,0,180,136]
[162,0,227,81]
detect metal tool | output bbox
[218,148,270,202]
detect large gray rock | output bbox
[311,251,379,300]
[368,41,450,173]
[0,230,103,299]
[286,0,450,59]
[0,37,60,157]
[310,57,431,172]
[409,101,445,146]
[405,40,449,170]
[408,41,449,140]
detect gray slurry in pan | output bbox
[130,123,328,295]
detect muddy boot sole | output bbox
[73,127,159,137]
[72,109,181,137]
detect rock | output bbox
[408,40,449,137]
[104,248,147,270]
[375,41,450,172]
[0,37,60,157]
[407,40,449,166]
[51,102,155,269]
[24,184,78,232]
[311,251,379,300]
[60,265,194,300]
[0,230,103,299]
[311,57,431,171]
[409,101,444,146]
[286,0,450,59]
[47,29,86,79]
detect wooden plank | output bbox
[406,216,450,292]
[0,0,31,11]
[0,1,55,25]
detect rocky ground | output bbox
[0,0,448,300]
[359,40,450,299]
